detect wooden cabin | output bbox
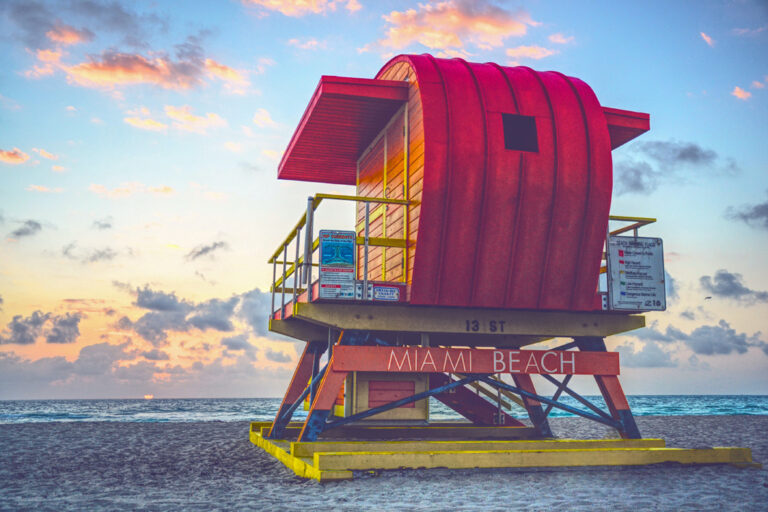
[277,54,650,312]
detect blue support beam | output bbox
[477,375,621,430]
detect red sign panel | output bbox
[332,346,619,375]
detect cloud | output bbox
[548,33,573,44]
[252,108,276,128]
[224,142,242,153]
[62,242,122,264]
[186,241,229,261]
[188,297,239,331]
[699,32,714,47]
[26,185,63,193]
[89,182,173,198]
[288,38,326,50]
[243,0,361,16]
[205,59,250,93]
[46,312,84,344]
[0,311,50,345]
[364,1,537,53]
[732,25,767,37]
[665,271,678,302]
[0,295,3,311]
[32,148,58,160]
[92,217,113,230]
[66,0,168,48]
[680,310,696,320]
[630,320,767,357]
[265,347,292,363]
[9,220,42,239]
[46,23,93,45]
[164,105,227,134]
[0,148,30,164]
[615,341,677,368]
[221,334,254,352]
[700,269,768,305]
[64,49,204,89]
[614,140,736,195]
[726,192,768,230]
[141,349,170,361]
[135,286,192,312]
[238,288,271,337]
[506,45,557,63]
[52,165,67,172]
[731,86,751,100]
[124,116,168,131]
[752,80,765,89]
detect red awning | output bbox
[277,76,410,185]
[603,107,650,149]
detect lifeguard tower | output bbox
[249,55,757,480]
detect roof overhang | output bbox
[277,76,410,185]
[603,107,650,150]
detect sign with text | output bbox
[332,346,619,375]
[318,230,356,299]
[607,235,666,311]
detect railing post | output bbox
[281,244,287,318]
[363,201,370,300]
[293,226,301,305]
[304,196,314,301]
[271,258,276,319]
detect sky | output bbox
[1,0,767,399]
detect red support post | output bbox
[268,341,322,438]
[512,374,553,437]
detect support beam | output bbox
[294,303,645,337]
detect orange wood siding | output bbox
[355,60,423,287]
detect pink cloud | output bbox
[506,45,558,63]
[46,24,93,45]
[26,184,63,193]
[0,148,30,164]
[243,0,361,16]
[124,116,168,131]
[751,80,765,89]
[548,33,574,44]
[33,148,58,160]
[700,32,714,47]
[287,38,326,50]
[63,51,204,90]
[164,105,227,134]
[364,1,536,52]
[731,86,751,100]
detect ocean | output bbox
[1,395,767,424]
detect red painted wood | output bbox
[277,55,649,313]
[278,76,408,185]
[268,343,317,437]
[332,346,619,375]
[603,107,650,149]
[368,380,415,408]
[374,55,641,312]
[430,373,525,426]
[595,374,631,410]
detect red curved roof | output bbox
[376,55,649,311]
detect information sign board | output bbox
[318,230,356,299]
[606,236,666,311]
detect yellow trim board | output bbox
[313,446,756,471]
[250,430,759,481]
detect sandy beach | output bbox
[1,415,767,511]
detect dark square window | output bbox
[502,113,538,152]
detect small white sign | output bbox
[606,236,666,311]
[373,285,400,301]
[319,282,356,299]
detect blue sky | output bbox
[1,0,767,399]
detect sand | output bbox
[1,416,767,511]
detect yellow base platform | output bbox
[249,422,761,481]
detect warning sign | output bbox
[606,236,666,311]
[318,230,356,299]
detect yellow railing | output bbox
[269,193,412,317]
[599,215,657,276]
